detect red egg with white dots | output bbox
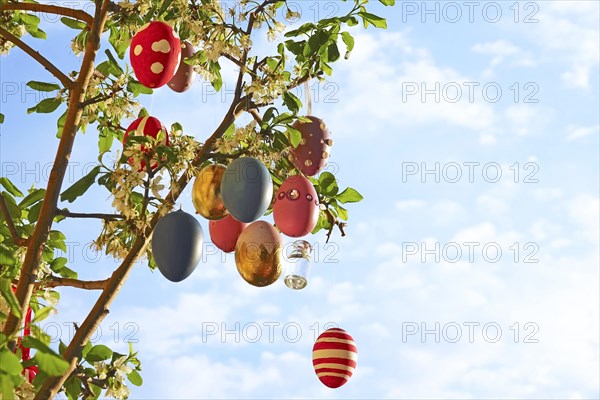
[122,116,169,171]
[130,21,181,89]
[290,116,333,176]
[209,215,248,253]
[273,175,319,237]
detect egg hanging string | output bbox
[304,79,312,116]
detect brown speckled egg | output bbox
[273,175,319,237]
[209,214,247,253]
[168,40,195,93]
[130,21,181,89]
[290,116,333,176]
[235,221,282,287]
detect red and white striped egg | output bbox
[130,21,181,89]
[122,116,169,171]
[312,328,357,389]
[273,175,319,237]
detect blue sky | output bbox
[1,1,599,398]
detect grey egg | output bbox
[221,157,273,223]
[152,209,203,282]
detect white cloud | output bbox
[566,124,600,141]
[471,40,535,77]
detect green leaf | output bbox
[98,131,113,153]
[31,306,54,323]
[0,178,23,197]
[0,279,22,319]
[0,245,16,266]
[28,201,42,223]
[282,91,303,114]
[0,373,16,397]
[56,110,67,138]
[336,187,363,203]
[85,345,113,362]
[81,341,92,359]
[27,81,61,92]
[341,32,355,53]
[27,97,61,114]
[18,189,45,209]
[58,266,77,279]
[379,0,396,5]
[64,375,82,400]
[0,113,4,124]
[127,369,143,386]
[359,12,388,29]
[60,17,87,30]
[21,336,54,354]
[327,42,340,62]
[335,203,348,221]
[60,166,101,203]
[35,352,69,376]
[127,80,153,96]
[286,126,302,148]
[0,349,22,374]
[318,172,339,196]
[104,49,124,76]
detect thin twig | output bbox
[0,2,94,27]
[36,277,109,291]
[56,209,124,221]
[0,193,28,247]
[248,108,263,124]
[0,26,74,89]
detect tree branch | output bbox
[36,277,109,291]
[56,209,124,221]
[0,193,28,247]
[4,1,112,395]
[0,2,94,27]
[0,26,74,89]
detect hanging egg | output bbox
[151,210,203,282]
[192,164,228,220]
[290,116,333,176]
[273,175,319,237]
[168,40,195,93]
[209,214,248,253]
[122,116,169,171]
[130,21,181,89]
[234,221,282,287]
[221,157,273,223]
[312,328,358,389]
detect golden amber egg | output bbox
[192,164,228,220]
[235,221,283,287]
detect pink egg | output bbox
[209,215,248,253]
[273,175,319,237]
[290,116,333,176]
[130,21,181,89]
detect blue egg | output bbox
[221,157,273,223]
[152,210,203,282]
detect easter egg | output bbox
[168,40,195,93]
[221,157,273,223]
[192,164,228,220]
[312,328,357,389]
[122,116,169,171]
[234,221,282,287]
[273,175,319,237]
[152,210,203,282]
[290,116,333,176]
[209,214,248,253]
[130,21,181,88]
